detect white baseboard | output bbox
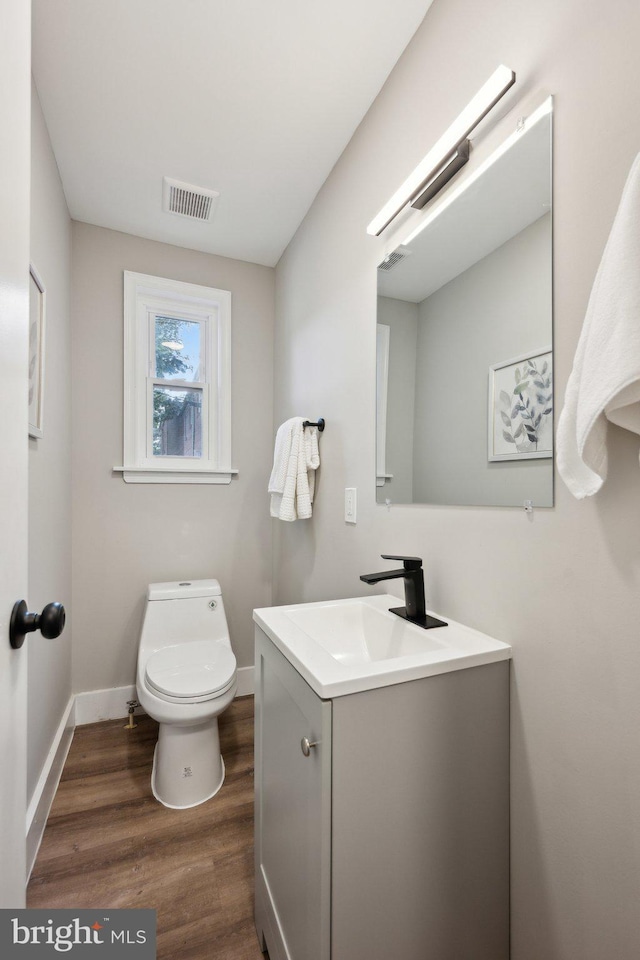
[235,665,255,697]
[74,684,142,725]
[75,667,255,726]
[26,695,75,881]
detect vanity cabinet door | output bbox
[330,664,510,960]
[255,629,332,960]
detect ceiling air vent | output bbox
[162,177,219,222]
[377,246,412,272]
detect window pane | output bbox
[153,385,203,458]
[155,316,202,382]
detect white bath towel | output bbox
[269,418,320,520]
[557,151,640,498]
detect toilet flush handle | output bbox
[9,600,66,649]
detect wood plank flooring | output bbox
[28,697,267,960]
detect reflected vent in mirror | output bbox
[378,246,412,272]
[162,177,219,221]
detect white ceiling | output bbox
[32,0,434,267]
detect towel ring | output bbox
[303,418,325,432]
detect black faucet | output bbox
[360,555,447,630]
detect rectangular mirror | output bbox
[376,99,553,507]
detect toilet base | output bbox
[151,718,225,809]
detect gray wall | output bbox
[413,214,552,505]
[376,296,417,503]
[71,223,274,693]
[273,1,640,958]
[28,82,73,804]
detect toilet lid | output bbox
[145,640,236,699]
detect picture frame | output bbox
[488,348,553,461]
[28,264,46,439]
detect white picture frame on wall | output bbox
[488,348,553,461]
[28,264,46,439]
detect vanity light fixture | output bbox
[411,139,470,210]
[367,64,516,236]
[401,95,553,247]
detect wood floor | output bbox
[28,697,267,960]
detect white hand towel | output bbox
[557,152,640,498]
[268,418,298,496]
[296,424,320,519]
[269,418,320,520]
[269,417,301,520]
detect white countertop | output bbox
[253,594,511,698]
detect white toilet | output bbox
[136,579,238,809]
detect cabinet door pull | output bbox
[301,737,318,757]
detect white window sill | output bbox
[113,465,238,484]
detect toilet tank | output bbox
[141,580,230,647]
[148,580,221,601]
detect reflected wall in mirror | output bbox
[376,99,553,507]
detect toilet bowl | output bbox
[136,579,238,809]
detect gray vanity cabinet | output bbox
[254,626,509,960]
[254,627,332,960]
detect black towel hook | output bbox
[303,418,325,432]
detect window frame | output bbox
[118,271,235,484]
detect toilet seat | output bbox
[145,640,236,702]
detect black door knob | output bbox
[9,600,66,649]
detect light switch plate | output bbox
[345,487,357,523]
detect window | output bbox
[118,272,235,483]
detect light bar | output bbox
[401,96,553,247]
[367,64,516,236]
[411,139,470,210]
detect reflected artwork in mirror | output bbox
[376,99,553,508]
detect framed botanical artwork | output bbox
[488,348,553,461]
[28,264,46,439]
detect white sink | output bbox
[253,594,511,698]
[284,601,446,665]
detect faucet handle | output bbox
[381,554,422,570]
